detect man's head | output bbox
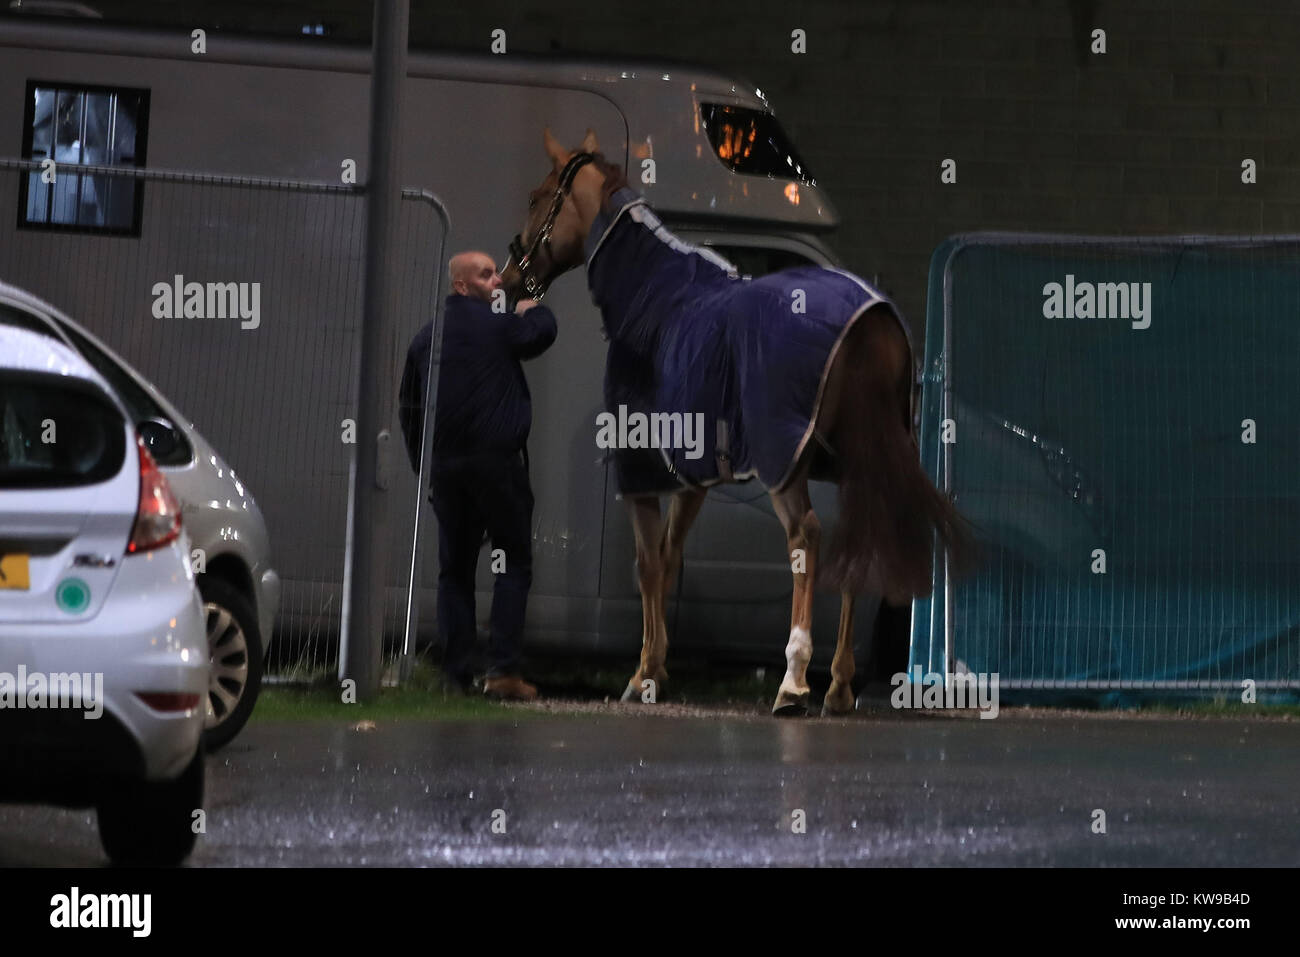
[449,251,502,302]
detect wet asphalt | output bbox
[2,706,1298,867]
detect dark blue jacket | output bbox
[399,294,557,471]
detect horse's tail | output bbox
[822,307,973,601]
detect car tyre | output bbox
[199,576,264,752]
[98,749,204,866]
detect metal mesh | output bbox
[0,159,448,684]
[913,233,1300,694]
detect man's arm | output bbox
[505,299,558,359]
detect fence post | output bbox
[399,190,451,683]
[343,0,409,700]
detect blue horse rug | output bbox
[585,186,908,496]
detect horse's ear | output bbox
[580,128,600,154]
[543,127,568,168]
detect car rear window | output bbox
[0,374,127,488]
[51,321,193,467]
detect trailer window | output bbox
[705,245,815,278]
[18,81,150,236]
[699,104,814,186]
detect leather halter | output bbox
[505,151,595,302]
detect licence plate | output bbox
[0,554,30,589]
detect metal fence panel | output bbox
[913,233,1300,694]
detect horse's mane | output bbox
[590,151,630,211]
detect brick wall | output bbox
[73,0,1300,342]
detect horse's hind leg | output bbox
[770,465,819,717]
[822,591,856,716]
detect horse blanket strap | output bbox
[716,419,734,483]
[586,187,909,496]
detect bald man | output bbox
[399,250,557,701]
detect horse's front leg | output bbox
[619,488,707,703]
[659,486,707,615]
[770,469,819,716]
[621,495,668,702]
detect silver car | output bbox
[0,280,279,750]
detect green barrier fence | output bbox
[912,233,1300,700]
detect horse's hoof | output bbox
[821,683,856,717]
[620,676,665,703]
[772,689,810,717]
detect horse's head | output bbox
[501,128,623,304]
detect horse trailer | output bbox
[0,15,891,673]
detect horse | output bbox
[500,129,969,716]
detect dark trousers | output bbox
[429,448,533,685]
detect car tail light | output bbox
[135,692,201,712]
[127,435,182,554]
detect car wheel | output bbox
[98,748,204,866]
[198,576,264,752]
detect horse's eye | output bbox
[528,197,537,211]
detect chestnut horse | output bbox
[501,130,967,716]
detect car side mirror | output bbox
[138,417,182,463]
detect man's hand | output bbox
[514,299,539,316]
